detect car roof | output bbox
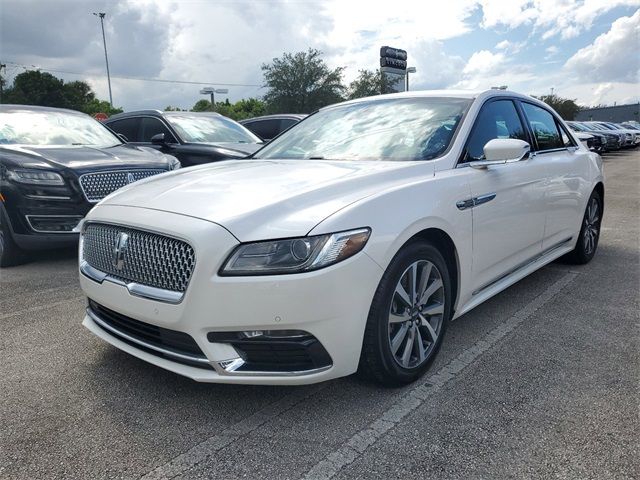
[107,110,226,121]
[0,104,88,116]
[321,89,548,110]
[240,114,307,123]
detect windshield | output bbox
[253,97,471,161]
[0,109,122,147]
[165,114,260,144]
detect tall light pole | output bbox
[199,87,229,111]
[406,66,416,91]
[93,12,113,107]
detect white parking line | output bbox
[140,383,328,480]
[303,271,578,480]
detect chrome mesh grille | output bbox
[79,170,166,202]
[82,223,195,293]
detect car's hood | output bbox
[99,159,432,241]
[0,144,171,172]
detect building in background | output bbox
[575,103,640,123]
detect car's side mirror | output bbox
[470,139,531,169]
[151,133,166,145]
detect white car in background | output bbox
[78,90,604,386]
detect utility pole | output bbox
[93,12,113,107]
[0,62,5,103]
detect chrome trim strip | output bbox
[211,356,333,377]
[87,308,211,365]
[24,195,72,201]
[473,192,496,207]
[472,236,573,296]
[25,215,83,234]
[456,193,496,210]
[80,261,184,304]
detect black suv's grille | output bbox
[89,300,211,369]
[79,169,166,202]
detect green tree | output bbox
[533,94,581,120]
[164,105,186,111]
[347,69,401,99]
[191,99,213,112]
[1,70,122,116]
[261,49,345,114]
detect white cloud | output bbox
[478,0,640,40]
[564,10,640,83]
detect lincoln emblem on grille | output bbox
[112,232,129,270]
[127,172,135,184]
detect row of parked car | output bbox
[0,105,304,266]
[0,101,637,268]
[565,120,640,153]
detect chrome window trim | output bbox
[25,214,83,234]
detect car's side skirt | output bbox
[453,237,574,319]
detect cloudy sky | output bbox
[1,0,638,111]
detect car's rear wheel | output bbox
[564,189,602,265]
[359,241,452,386]
[0,210,28,268]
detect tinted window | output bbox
[521,103,564,150]
[140,117,177,143]
[107,118,140,142]
[463,100,528,162]
[246,119,281,140]
[280,119,299,131]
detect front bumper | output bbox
[80,205,384,385]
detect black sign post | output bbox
[380,46,408,94]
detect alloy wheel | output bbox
[388,260,445,369]
[583,197,600,255]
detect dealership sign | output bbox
[380,46,407,70]
[380,46,407,93]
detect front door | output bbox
[459,99,548,293]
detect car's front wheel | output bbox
[359,241,452,386]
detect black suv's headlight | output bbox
[7,169,65,186]
[220,228,371,276]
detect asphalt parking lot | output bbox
[1,149,638,480]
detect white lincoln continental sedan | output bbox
[79,90,604,386]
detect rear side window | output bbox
[107,118,140,142]
[463,100,528,162]
[244,119,281,140]
[140,117,177,143]
[521,103,564,151]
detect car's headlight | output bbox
[7,169,65,186]
[220,228,371,276]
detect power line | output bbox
[2,61,264,88]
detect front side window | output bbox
[0,108,122,147]
[140,117,177,143]
[521,102,563,151]
[245,119,281,140]
[107,118,140,142]
[463,100,528,162]
[254,97,471,162]
[165,114,260,144]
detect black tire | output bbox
[564,189,602,265]
[0,210,28,267]
[359,241,452,386]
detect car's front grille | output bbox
[89,300,212,369]
[82,223,196,293]
[79,169,166,202]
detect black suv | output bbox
[0,105,180,267]
[105,110,263,166]
[240,114,307,142]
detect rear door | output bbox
[519,101,587,250]
[459,98,548,293]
